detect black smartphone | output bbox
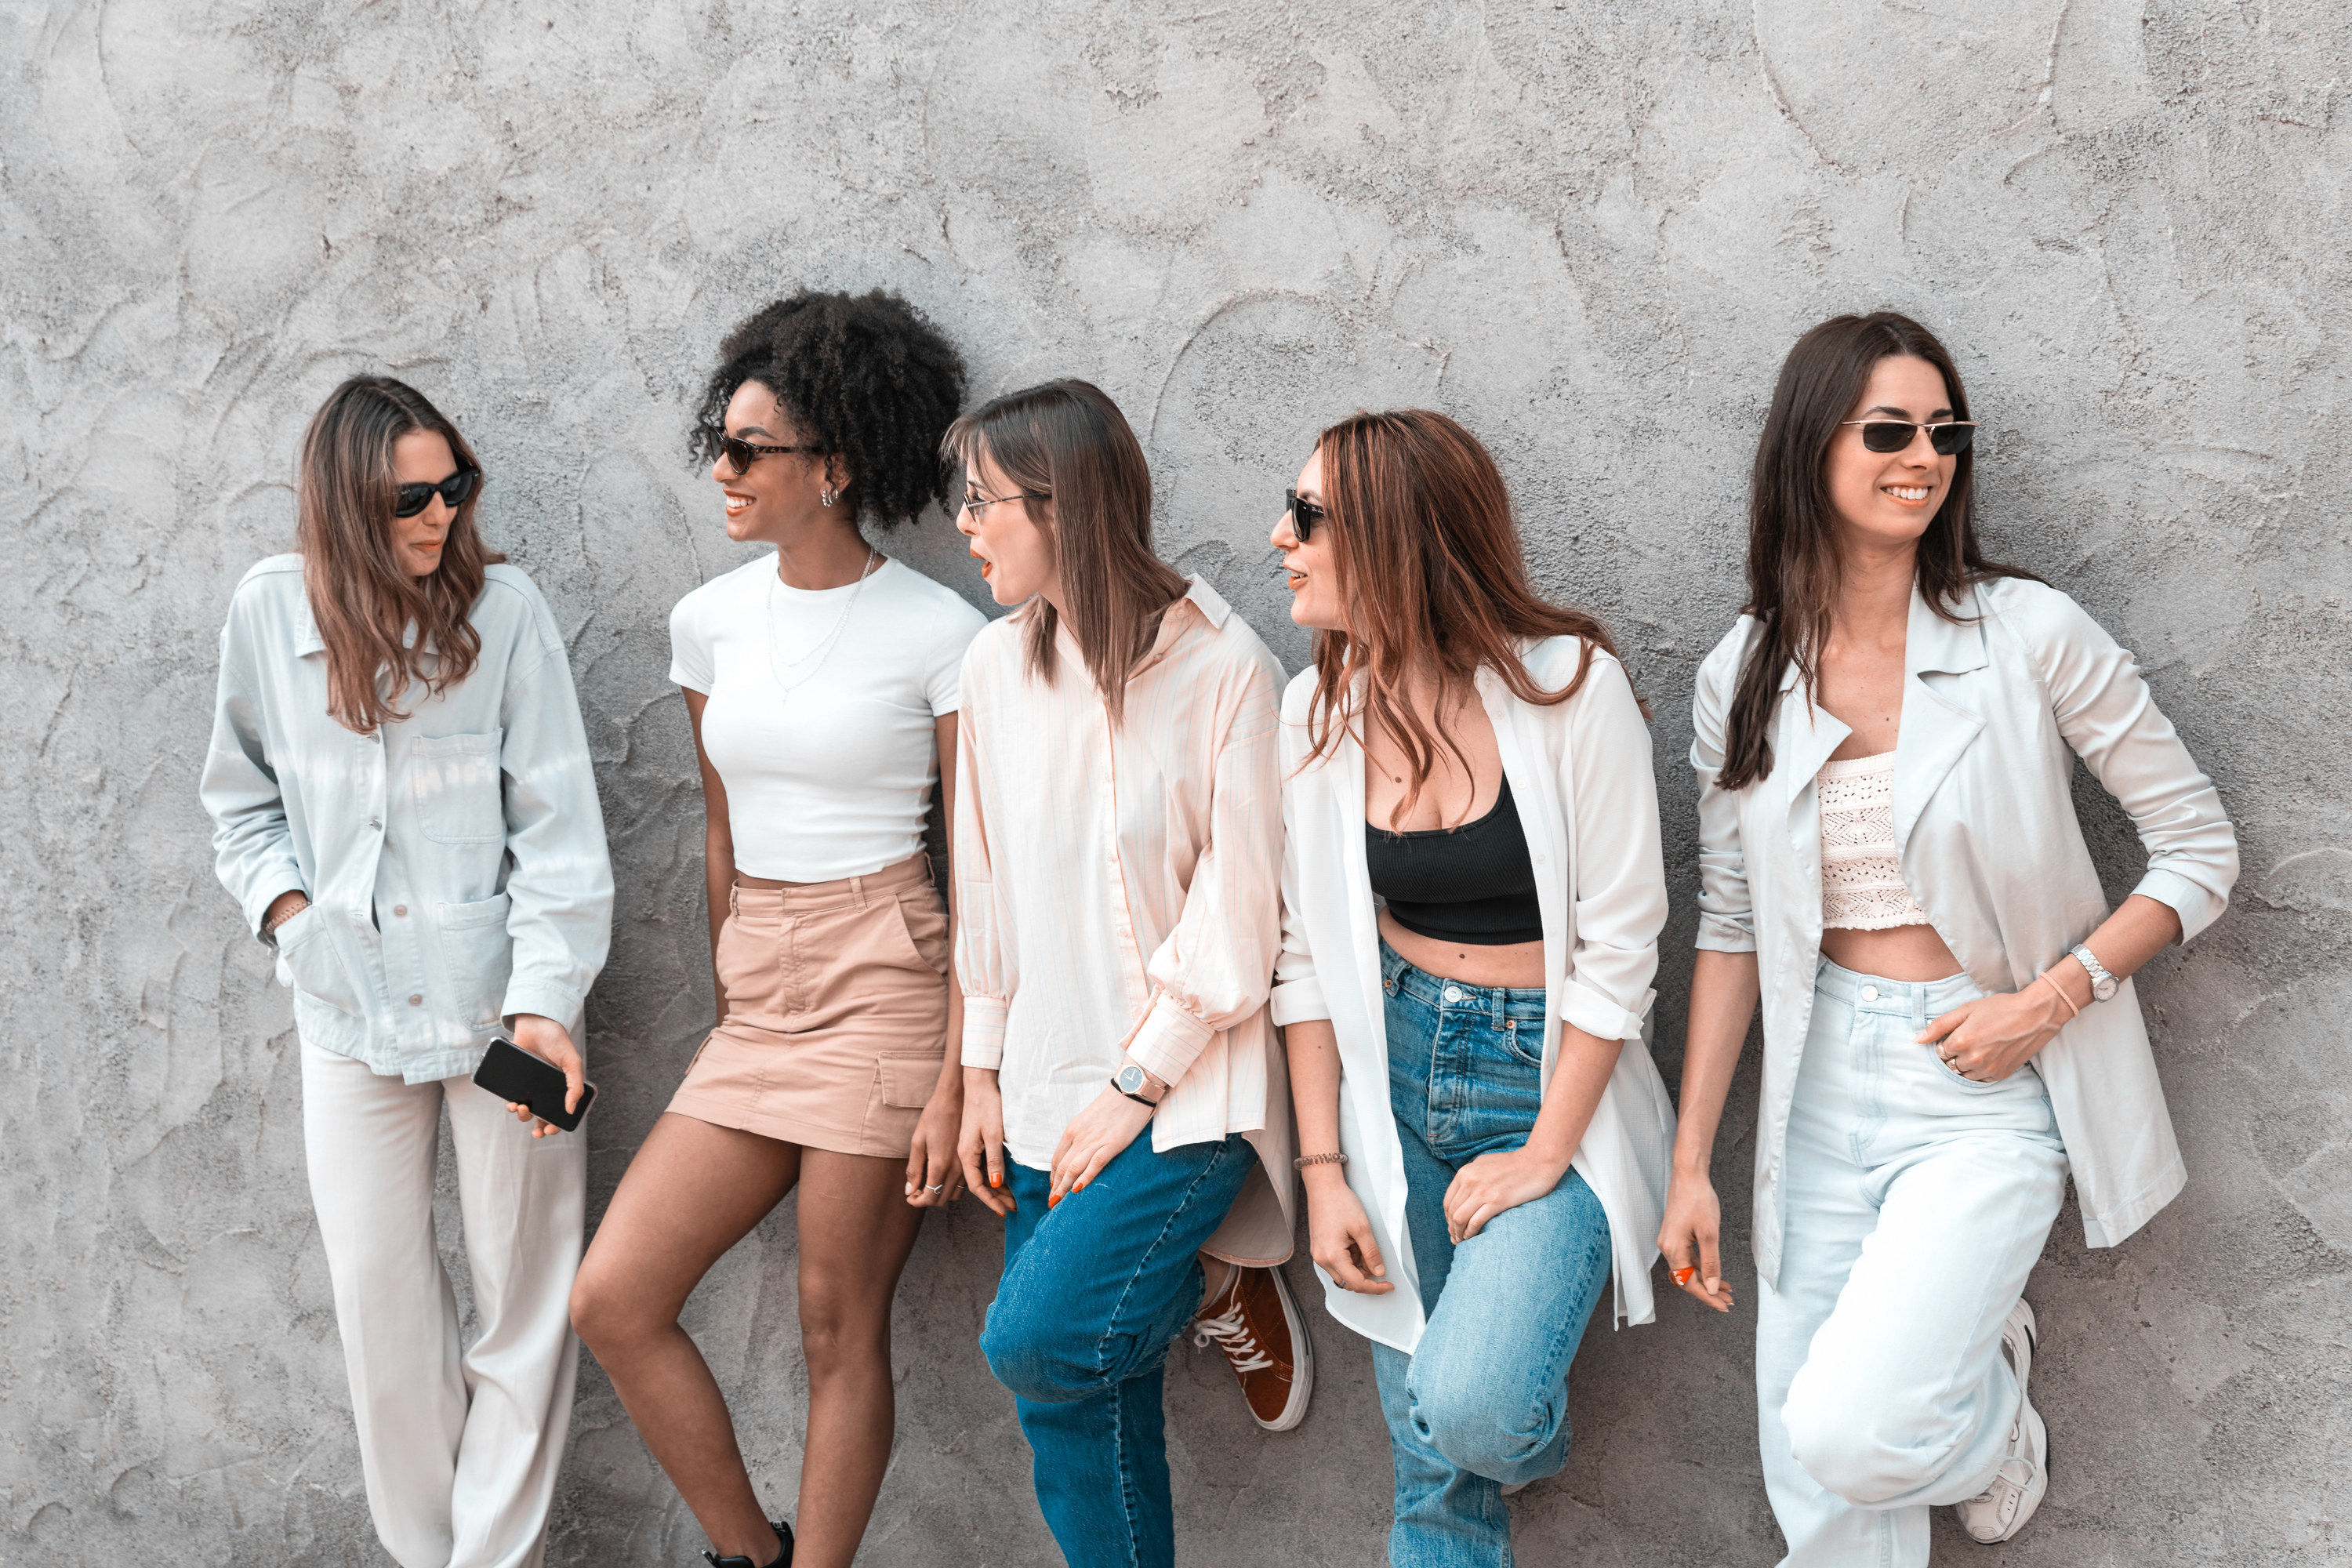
[473,1037,597,1132]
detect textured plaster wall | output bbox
[5,1,2350,1563]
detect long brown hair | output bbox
[1304,408,1634,819]
[943,379,1186,723]
[1717,312,2038,790]
[297,376,504,733]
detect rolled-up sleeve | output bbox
[953,688,1011,1069]
[1130,664,1284,1084]
[495,602,615,1030]
[2020,590,2239,942]
[1558,655,1668,1041]
[201,604,307,941]
[1691,637,1758,955]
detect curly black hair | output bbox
[690,289,967,528]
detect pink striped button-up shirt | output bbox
[953,576,1294,1264]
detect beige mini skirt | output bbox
[668,853,949,1158]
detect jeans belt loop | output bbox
[1911,984,1926,1030]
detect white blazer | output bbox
[1272,640,1676,1352]
[1693,579,2239,1291]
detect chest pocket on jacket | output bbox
[412,731,506,845]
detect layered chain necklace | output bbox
[765,544,880,698]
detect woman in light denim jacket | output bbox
[201,375,612,1568]
[1659,314,2238,1566]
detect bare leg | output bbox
[572,1114,800,1563]
[790,1149,927,1568]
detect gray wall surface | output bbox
[5,1,2348,1563]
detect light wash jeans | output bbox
[1758,959,2069,1567]
[979,1133,1254,1568]
[1372,942,1614,1568]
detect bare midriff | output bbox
[1820,921,1965,982]
[735,873,800,889]
[1379,907,1548,990]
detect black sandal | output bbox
[702,1519,791,1568]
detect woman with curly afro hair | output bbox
[570,289,985,1568]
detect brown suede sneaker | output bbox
[1192,1263,1315,1432]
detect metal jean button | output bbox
[1441,985,1464,1003]
[1860,985,1880,1003]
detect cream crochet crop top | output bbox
[1819,753,1932,931]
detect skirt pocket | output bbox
[878,1054,941,1110]
[884,887,952,978]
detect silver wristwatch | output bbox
[1113,1060,1167,1107]
[2067,942,2119,1004]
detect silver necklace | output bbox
[766,545,880,697]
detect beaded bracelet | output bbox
[1293,1152,1349,1169]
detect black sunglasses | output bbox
[1286,488,1328,542]
[393,468,481,518]
[1840,419,1978,456]
[716,434,826,477]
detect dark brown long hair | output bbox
[297,376,504,733]
[1717,312,2038,791]
[942,379,1186,723]
[1304,408,1635,820]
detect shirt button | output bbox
[1442,985,1464,1003]
[408,994,423,1007]
[393,905,408,917]
[368,818,382,831]
[1860,985,1880,1002]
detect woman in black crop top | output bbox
[1268,410,1672,1566]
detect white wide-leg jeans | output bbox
[300,1040,586,1568]
[1756,960,2068,1568]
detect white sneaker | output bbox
[1956,1298,2047,1544]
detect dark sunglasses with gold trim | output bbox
[1839,419,1978,456]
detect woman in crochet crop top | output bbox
[1661,313,2238,1566]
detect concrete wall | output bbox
[5,1,2348,1563]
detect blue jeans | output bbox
[979,1133,1254,1568]
[1374,942,1614,1568]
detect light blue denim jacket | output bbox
[201,555,614,1083]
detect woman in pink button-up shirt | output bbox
[946,379,1310,1567]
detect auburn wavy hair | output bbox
[1717,312,2038,789]
[296,376,503,733]
[942,379,1186,724]
[1302,408,1635,819]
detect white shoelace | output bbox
[1193,1305,1274,1374]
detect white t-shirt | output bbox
[670,554,989,882]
